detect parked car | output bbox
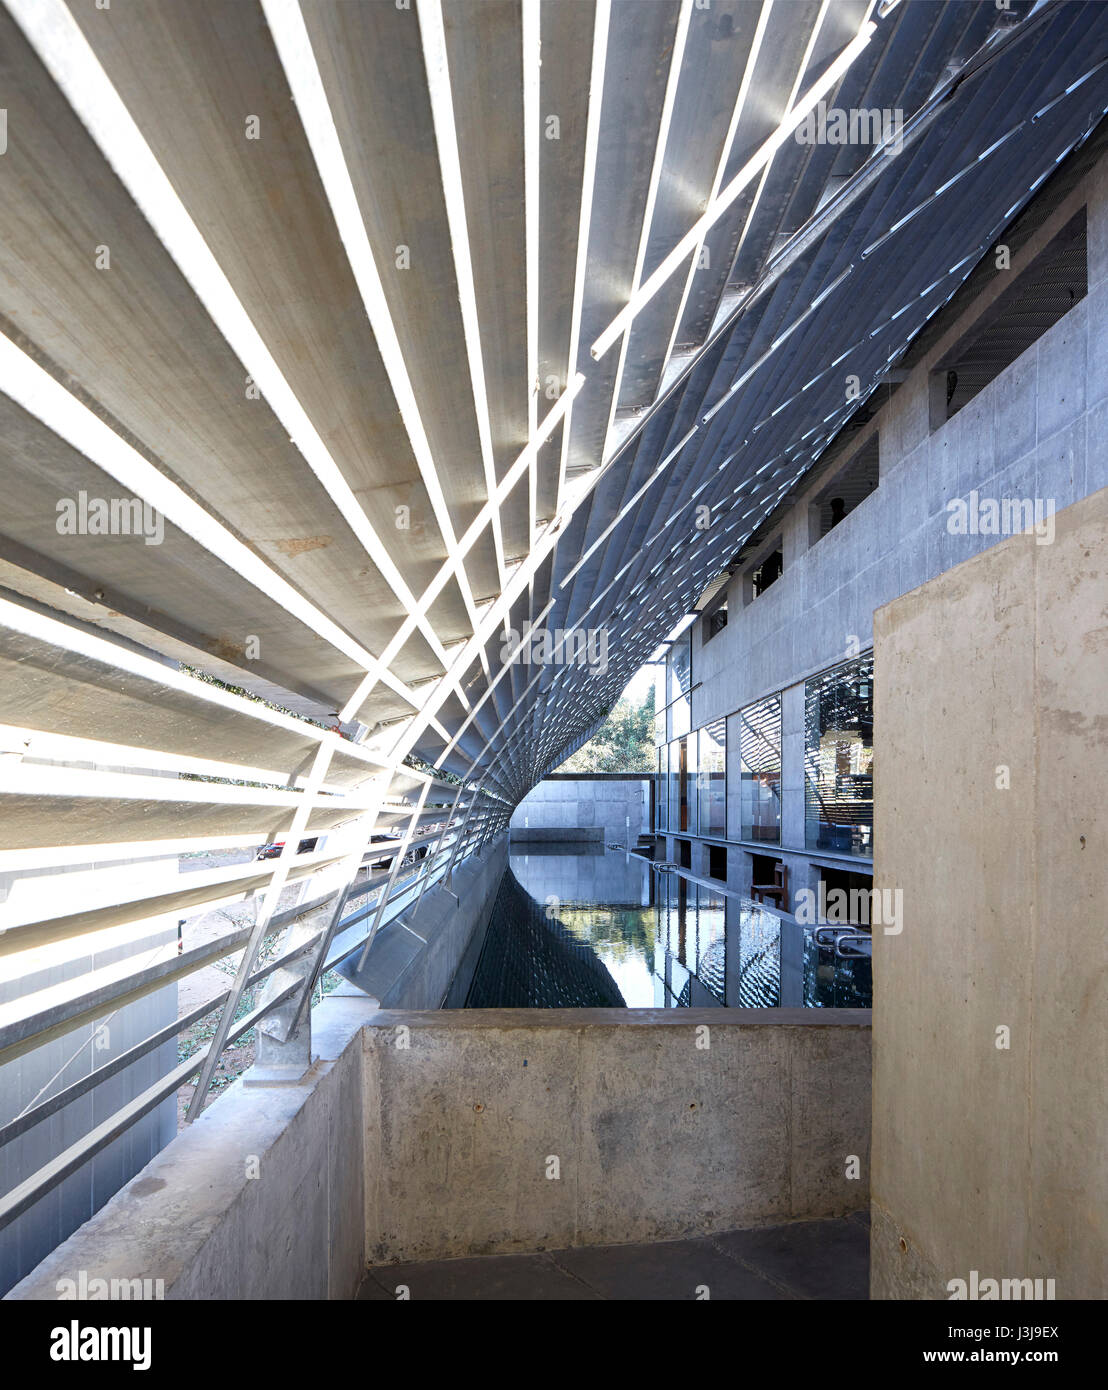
[368,834,429,872]
[368,833,395,871]
[256,836,319,861]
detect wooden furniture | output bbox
[751,861,788,909]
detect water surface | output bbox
[464,845,871,1009]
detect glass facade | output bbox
[669,629,692,739]
[697,718,726,836]
[739,694,782,842]
[804,653,874,857]
[668,738,682,832]
[650,635,876,878]
[683,732,697,835]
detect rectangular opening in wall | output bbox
[749,853,777,884]
[817,867,874,923]
[708,844,727,881]
[749,546,783,599]
[813,435,880,540]
[749,854,787,909]
[677,839,691,869]
[703,598,728,641]
[932,206,1087,426]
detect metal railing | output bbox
[0,705,511,1234]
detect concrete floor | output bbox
[358,1212,870,1300]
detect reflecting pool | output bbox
[462,845,872,1010]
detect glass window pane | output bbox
[804,654,874,857]
[697,718,726,836]
[669,631,692,738]
[656,745,668,831]
[668,739,681,832]
[684,732,697,835]
[739,695,782,842]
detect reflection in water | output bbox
[464,860,625,1007]
[803,934,873,1008]
[464,846,871,1010]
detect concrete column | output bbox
[780,682,806,851]
[725,712,741,840]
[871,489,1108,1298]
[251,895,342,1080]
[779,912,804,1007]
[782,502,810,570]
[727,848,754,899]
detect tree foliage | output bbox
[555,687,655,773]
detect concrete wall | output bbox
[511,775,650,844]
[870,486,1108,1299]
[363,1009,870,1263]
[337,834,507,1009]
[7,1004,871,1297]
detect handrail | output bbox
[0,791,507,1230]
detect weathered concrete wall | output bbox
[7,1001,870,1296]
[510,776,650,844]
[6,994,375,1301]
[338,834,507,1009]
[363,1009,871,1263]
[871,486,1108,1299]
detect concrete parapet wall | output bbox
[362,1008,871,1264]
[7,1004,871,1297]
[511,776,649,844]
[509,825,603,842]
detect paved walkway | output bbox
[358,1211,869,1300]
